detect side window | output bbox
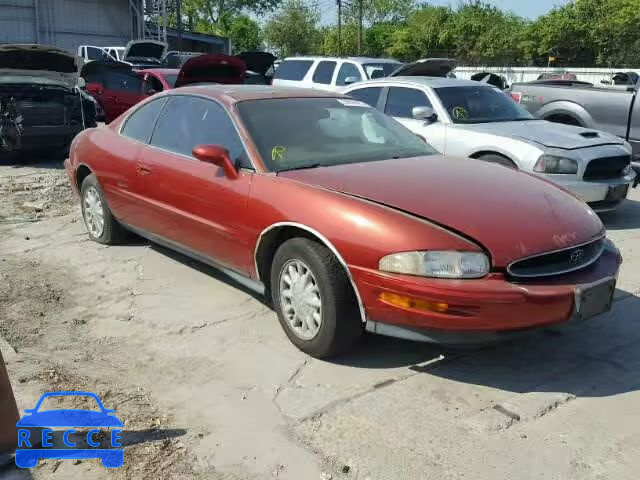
[105,72,143,93]
[150,96,249,168]
[273,60,314,81]
[335,63,362,86]
[143,75,163,94]
[312,61,337,85]
[121,98,167,143]
[347,87,382,108]
[384,87,432,118]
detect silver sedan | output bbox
[342,77,637,212]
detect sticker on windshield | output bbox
[337,99,369,107]
[452,106,469,120]
[271,146,286,161]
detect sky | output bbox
[317,0,572,25]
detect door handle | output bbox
[136,164,152,175]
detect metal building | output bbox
[0,1,229,55]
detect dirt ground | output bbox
[1,157,639,480]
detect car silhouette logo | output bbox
[15,391,123,468]
[569,248,585,264]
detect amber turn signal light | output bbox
[379,292,449,313]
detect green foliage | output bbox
[264,0,321,56]
[178,0,640,67]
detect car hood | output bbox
[234,51,276,75]
[124,40,167,61]
[278,155,604,266]
[16,409,123,427]
[0,44,78,86]
[174,54,246,87]
[389,58,456,77]
[454,120,625,149]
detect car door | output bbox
[382,86,447,153]
[132,95,254,273]
[103,71,144,121]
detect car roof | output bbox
[173,84,344,102]
[281,56,400,64]
[347,76,484,89]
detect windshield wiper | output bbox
[276,163,324,173]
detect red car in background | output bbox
[81,54,246,123]
[65,86,621,358]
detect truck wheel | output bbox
[80,173,127,245]
[478,153,517,169]
[271,238,363,358]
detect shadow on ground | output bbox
[600,198,640,230]
[0,155,65,169]
[334,290,640,400]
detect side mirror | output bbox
[86,82,104,95]
[77,77,86,89]
[412,106,437,123]
[192,144,238,180]
[344,76,360,85]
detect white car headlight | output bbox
[534,155,578,174]
[379,251,490,278]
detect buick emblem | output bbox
[569,248,585,264]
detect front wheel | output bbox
[271,238,362,358]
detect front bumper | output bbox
[352,247,620,344]
[548,172,636,212]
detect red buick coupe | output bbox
[65,85,621,357]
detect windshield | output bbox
[435,85,533,124]
[87,47,108,61]
[164,74,178,87]
[236,97,436,172]
[364,62,402,79]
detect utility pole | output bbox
[337,0,342,57]
[176,0,183,51]
[357,0,362,55]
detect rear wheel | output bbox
[80,173,127,244]
[271,238,362,358]
[478,153,517,169]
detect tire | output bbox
[478,153,517,169]
[270,237,362,358]
[80,173,127,245]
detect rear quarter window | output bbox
[273,60,314,81]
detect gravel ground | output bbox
[1,157,639,480]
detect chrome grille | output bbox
[583,155,630,181]
[507,237,605,278]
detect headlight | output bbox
[534,155,578,174]
[379,251,490,278]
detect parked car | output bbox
[509,75,640,179]
[343,71,637,211]
[81,54,246,123]
[77,45,125,63]
[65,85,621,357]
[0,44,97,157]
[272,56,403,91]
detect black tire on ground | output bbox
[80,173,127,245]
[270,237,363,358]
[478,153,518,169]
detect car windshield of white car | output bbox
[236,97,437,172]
[435,86,534,124]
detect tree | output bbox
[181,0,281,26]
[264,0,321,56]
[342,0,413,25]
[225,15,262,52]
